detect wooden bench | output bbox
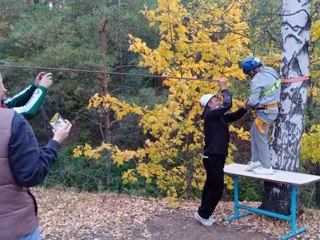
[224,163,320,240]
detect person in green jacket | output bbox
[0,71,53,119]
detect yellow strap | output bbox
[255,117,270,134]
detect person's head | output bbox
[0,72,7,104]
[241,57,263,78]
[200,92,219,109]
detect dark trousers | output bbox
[198,153,226,219]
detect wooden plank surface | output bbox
[224,163,320,186]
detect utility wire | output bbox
[0,61,221,82]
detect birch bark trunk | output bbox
[260,0,311,215]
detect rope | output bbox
[0,61,312,84]
[281,75,310,83]
[0,61,222,82]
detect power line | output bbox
[0,61,220,82]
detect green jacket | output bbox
[4,83,47,119]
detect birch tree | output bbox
[262,0,311,214]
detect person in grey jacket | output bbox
[0,107,72,240]
[241,57,281,175]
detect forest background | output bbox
[0,0,320,209]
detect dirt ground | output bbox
[33,188,320,240]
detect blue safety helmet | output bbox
[241,57,262,74]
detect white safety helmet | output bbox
[200,93,218,107]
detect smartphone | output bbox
[50,113,65,130]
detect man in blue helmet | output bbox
[241,57,281,175]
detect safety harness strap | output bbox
[260,79,281,97]
[252,102,278,127]
[254,102,278,111]
[255,117,270,134]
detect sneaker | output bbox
[209,216,216,223]
[194,212,216,226]
[253,167,274,175]
[245,161,262,171]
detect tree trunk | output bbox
[185,149,194,200]
[99,18,111,188]
[117,0,124,84]
[261,0,311,215]
[99,19,110,143]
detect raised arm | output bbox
[4,84,37,109]
[205,78,232,118]
[5,73,53,119]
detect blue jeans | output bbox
[20,226,40,240]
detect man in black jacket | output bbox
[195,78,248,226]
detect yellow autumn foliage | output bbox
[310,1,320,81]
[301,125,320,164]
[75,0,252,200]
[303,1,320,166]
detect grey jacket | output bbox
[248,67,281,123]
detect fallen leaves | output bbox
[32,187,320,239]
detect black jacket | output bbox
[202,89,247,156]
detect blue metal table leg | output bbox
[226,176,250,221]
[225,177,309,239]
[280,185,307,240]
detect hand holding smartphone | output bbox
[50,113,65,130]
[50,113,72,144]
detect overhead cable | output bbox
[0,61,221,82]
